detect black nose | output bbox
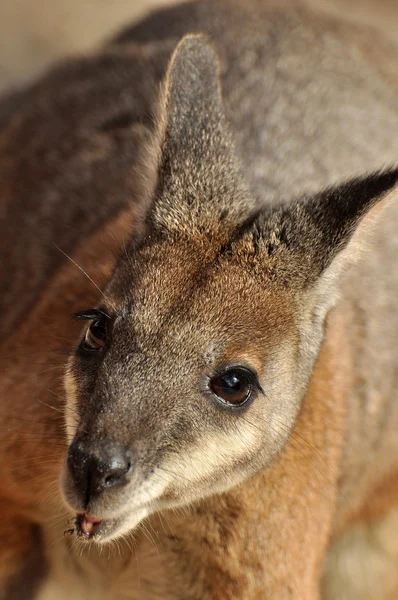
[67,439,131,507]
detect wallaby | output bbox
[0,0,398,598]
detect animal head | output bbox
[61,35,398,542]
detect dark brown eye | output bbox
[210,368,254,406]
[84,318,107,351]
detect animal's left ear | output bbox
[148,34,250,236]
[299,169,398,322]
[240,168,398,316]
[293,168,398,283]
[272,169,398,317]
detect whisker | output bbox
[158,466,191,484]
[35,398,64,414]
[139,521,159,554]
[8,458,62,473]
[242,415,344,501]
[0,440,67,448]
[270,414,341,488]
[6,455,62,467]
[4,429,65,439]
[21,467,62,487]
[2,415,59,426]
[53,243,116,312]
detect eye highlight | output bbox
[84,318,107,351]
[73,309,110,353]
[209,367,260,408]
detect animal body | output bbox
[0,0,397,598]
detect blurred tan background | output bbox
[0,0,397,94]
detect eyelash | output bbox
[72,309,110,322]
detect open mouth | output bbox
[75,514,109,540]
[67,504,152,543]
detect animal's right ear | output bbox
[146,34,251,236]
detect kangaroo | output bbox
[0,0,398,598]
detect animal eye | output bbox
[83,318,107,351]
[73,309,110,353]
[210,368,255,407]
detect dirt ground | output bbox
[0,0,396,94]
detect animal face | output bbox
[60,35,398,543]
[62,236,304,542]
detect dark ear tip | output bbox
[378,166,398,191]
[351,166,398,206]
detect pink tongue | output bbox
[80,515,102,536]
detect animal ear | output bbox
[293,168,398,283]
[148,34,250,236]
[239,168,398,312]
[295,169,398,321]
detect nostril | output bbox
[104,474,118,487]
[103,459,131,488]
[104,473,120,487]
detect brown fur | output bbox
[0,210,135,524]
[138,307,350,599]
[1,1,398,598]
